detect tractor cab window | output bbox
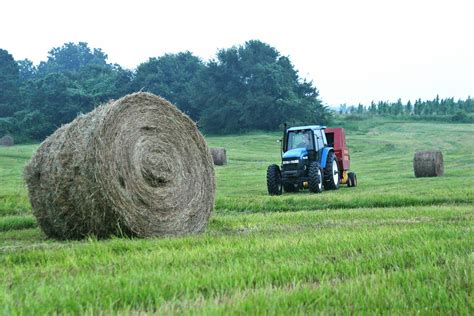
[287,130,314,151]
[314,130,325,150]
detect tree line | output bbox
[339,96,474,122]
[0,41,330,142]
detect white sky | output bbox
[1,0,473,107]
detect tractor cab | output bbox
[267,124,357,195]
[283,126,327,163]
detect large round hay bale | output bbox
[413,151,444,177]
[0,135,14,146]
[210,147,227,165]
[24,92,215,240]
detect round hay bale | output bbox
[0,135,14,146]
[24,92,215,240]
[210,147,227,165]
[413,151,444,177]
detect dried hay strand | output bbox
[24,92,215,240]
[210,147,227,165]
[413,151,444,177]
[0,135,14,146]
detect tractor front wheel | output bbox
[308,162,323,193]
[324,152,340,190]
[267,164,282,195]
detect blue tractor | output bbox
[267,124,349,195]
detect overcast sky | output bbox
[2,0,473,106]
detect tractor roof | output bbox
[287,125,326,132]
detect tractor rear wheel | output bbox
[348,172,357,187]
[324,152,340,190]
[267,164,282,195]
[308,162,323,193]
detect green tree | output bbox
[37,42,108,76]
[17,59,37,82]
[377,101,388,114]
[0,116,17,136]
[0,49,21,117]
[406,100,412,114]
[197,40,329,133]
[465,96,474,113]
[15,43,133,140]
[132,52,204,119]
[19,73,94,140]
[393,98,403,115]
[414,99,422,115]
[369,101,377,113]
[74,63,133,103]
[339,104,347,114]
[445,97,455,114]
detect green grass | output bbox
[0,119,473,314]
[209,121,474,212]
[0,145,34,216]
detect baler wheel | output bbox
[348,172,357,187]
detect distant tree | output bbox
[377,101,388,114]
[17,59,37,82]
[406,100,412,114]
[434,94,440,107]
[0,116,17,136]
[369,101,377,113]
[11,42,136,140]
[19,73,94,139]
[132,52,205,119]
[465,96,474,113]
[445,97,455,114]
[339,104,347,114]
[196,40,329,133]
[74,63,133,103]
[451,109,468,122]
[0,49,21,117]
[37,42,109,76]
[393,98,403,115]
[414,99,422,115]
[341,95,472,121]
[424,100,433,115]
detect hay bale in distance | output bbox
[413,151,444,177]
[24,92,215,240]
[210,147,227,165]
[0,135,14,146]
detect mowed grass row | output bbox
[0,205,472,314]
[0,145,33,216]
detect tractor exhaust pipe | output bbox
[281,123,287,158]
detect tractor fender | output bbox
[320,147,334,167]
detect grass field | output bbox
[0,119,473,314]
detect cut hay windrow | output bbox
[24,92,215,240]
